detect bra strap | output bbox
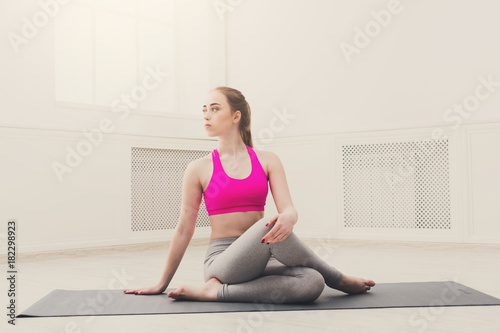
[212,149,223,173]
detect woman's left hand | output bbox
[261,212,297,244]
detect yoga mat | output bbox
[17,281,500,318]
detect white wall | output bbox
[224,0,500,243]
[263,121,500,245]
[225,0,500,135]
[1,0,224,134]
[0,0,223,252]
[463,123,500,243]
[2,1,500,253]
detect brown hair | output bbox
[213,86,254,148]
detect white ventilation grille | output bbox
[342,140,451,229]
[131,147,211,232]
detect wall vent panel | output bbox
[342,140,451,230]
[131,147,211,232]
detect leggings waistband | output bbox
[208,237,239,246]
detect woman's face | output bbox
[203,90,238,137]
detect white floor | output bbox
[3,238,500,333]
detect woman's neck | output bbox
[217,139,247,157]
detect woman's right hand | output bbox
[123,283,166,295]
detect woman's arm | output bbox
[154,217,197,291]
[124,160,202,294]
[261,151,298,244]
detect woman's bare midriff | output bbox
[209,210,265,240]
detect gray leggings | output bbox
[203,216,343,304]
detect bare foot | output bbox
[332,275,375,294]
[167,278,222,301]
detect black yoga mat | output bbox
[17,281,500,318]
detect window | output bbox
[54,0,176,115]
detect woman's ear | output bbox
[233,110,241,123]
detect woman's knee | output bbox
[309,269,325,302]
[298,269,325,303]
[280,268,324,304]
[242,215,275,240]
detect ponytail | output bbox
[214,86,253,148]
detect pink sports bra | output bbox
[203,145,269,216]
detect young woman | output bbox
[124,87,375,303]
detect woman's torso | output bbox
[198,147,269,240]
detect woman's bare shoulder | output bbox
[252,148,281,178]
[189,152,212,171]
[183,152,212,190]
[253,148,278,161]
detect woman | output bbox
[124,87,375,303]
